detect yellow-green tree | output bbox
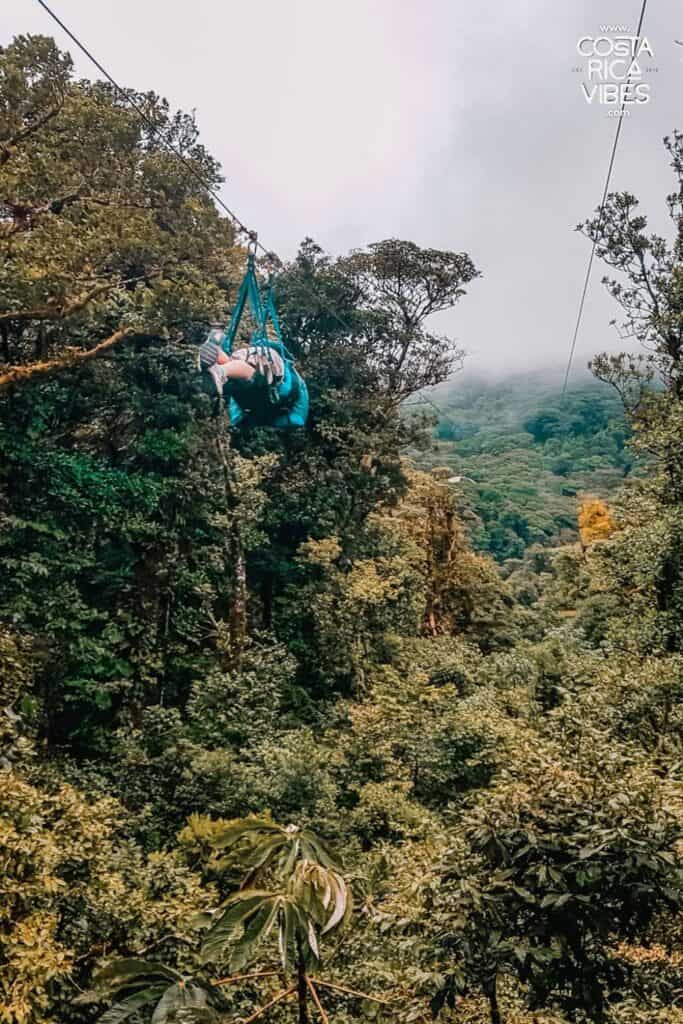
[0,772,211,1024]
[578,497,616,548]
[384,465,516,647]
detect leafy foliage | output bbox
[93,818,353,1024]
[430,762,682,1022]
[578,497,616,548]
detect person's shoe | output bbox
[198,337,222,371]
[207,363,224,397]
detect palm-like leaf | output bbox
[95,959,183,987]
[90,959,222,1024]
[200,890,276,964]
[229,897,282,972]
[278,900,296,970]
[210,816,286,852]
[98,986,168,1024]
[288,861,350,934]
[200,857,351,974]
[209,817,340,883]
[201,892,284,967]
[322,869,351,933]
[151,982,208,1024]
[90,819,353,1024]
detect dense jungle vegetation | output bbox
[419,373,632,562]
[1,34,682,1024]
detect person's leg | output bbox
[207,358,255,396]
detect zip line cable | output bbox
[561,0,649,396]
[35,0,256,245]
[33,0,356,339]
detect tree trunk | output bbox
[0,327,134,394]
[229,522,247,659]
[296,939,309,1024]
[484,974,502,1024]
[213,412,247,664]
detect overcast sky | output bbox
[2,0,681,380]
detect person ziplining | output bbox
[198,239,309,429]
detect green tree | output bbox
[91,817,385,1024]
[337,238,477,400]
[0,34,235,391]
[1,763,210,1023]
[237,237,480,693]
[581,133,683,653]
[430,761,682,1023]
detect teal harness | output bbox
[204,253,309,429]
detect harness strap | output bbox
[212,252,302,415]
[224,253,265,353]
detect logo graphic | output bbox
[573,27,657,114]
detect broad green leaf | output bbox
[151,984,183,1024]
[98,986,167,1024]
[201,893,274,964]
[241,833,289,871]
[299,831,338,869]
[210,817,281,851]
[307,918,319,960]
[230,898,281,972]
[280,900,297,972]
[149,983,207,1024]
[282,837,300,876]
[95,960,183,986]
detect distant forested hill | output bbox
[416,370,633,560]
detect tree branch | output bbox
[309,977,391,1005]
[0,101,64,167]
[0,276,146,324]
[213,970,280,987]
[1,192,152,238]
[0,327,135,393]
[1,191,83,237]
[304,976,329,1024]
[240,985,296,1024]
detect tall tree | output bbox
[586,132,682,402]
[0,34,236,391]
[583,133,683,651]
[339,239,477,400]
